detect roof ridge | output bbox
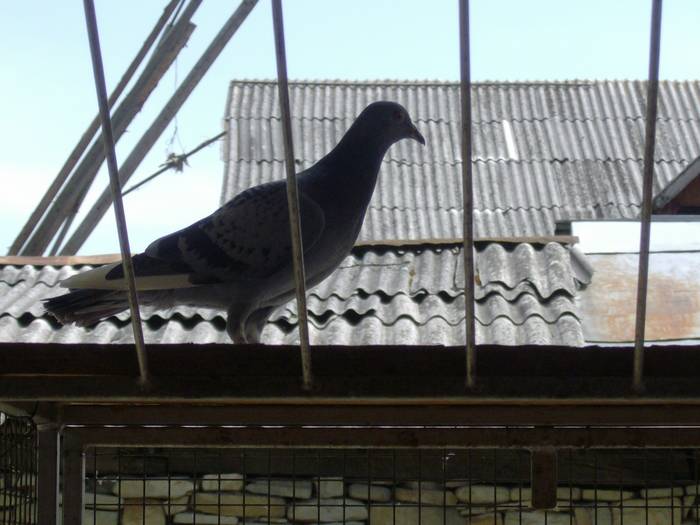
[228,78,698,88]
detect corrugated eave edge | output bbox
[0,236,579,267]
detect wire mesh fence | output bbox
[0,413,37,524]
[72,446,700,524]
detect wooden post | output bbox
[60,0,259,255]
[62,433,85,525]
[8,0,180,256]
[530,447,558,510]
[37,426,60,525]
[20,2,200,255]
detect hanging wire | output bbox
[122,131,226,196]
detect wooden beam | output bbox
[3,344,700,401]
[66,425,700,449]
[61,0,259,255]
[58,403,700,427]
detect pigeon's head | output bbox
[359,101,426,147]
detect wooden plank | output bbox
[0,254,121,266]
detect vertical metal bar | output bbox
[82,0,150,386]
[633,0,663,393]
[458,0,477,388]
[271,0,313,390]
[37,426,60,525]
[62,434,85,525]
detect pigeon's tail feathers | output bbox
[43,289,130,326]
[61,257,195,291]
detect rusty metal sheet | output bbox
[578,252,700,343]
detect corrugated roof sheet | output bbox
[221,80,699,239]
[0,242,589,346]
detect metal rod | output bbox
[8,0,180,256]
[82,0,150,386]
[633,0,663,393]
[458,0,477,388]
[271,0,313,391]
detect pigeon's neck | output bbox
[326,124,392,181]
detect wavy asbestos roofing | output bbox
[0,242,590,347]
[221,80,699,239]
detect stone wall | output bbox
[73,476,700,525]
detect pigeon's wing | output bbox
[142,180,326,284]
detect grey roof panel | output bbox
[0,242,588,347]
[222,80,697,240]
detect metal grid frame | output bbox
[54,430,700,524]
[0,413,38,524]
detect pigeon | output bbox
[44,101,425,343]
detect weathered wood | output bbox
[37,426,60,525]
[3,343,700,379]
[61,0,259,255]
[61,433,85,525]
[5,375,700,402]
[8,0,181,256]
[22,3,200,255]
[0,253,121,266]
[355,235,580,248]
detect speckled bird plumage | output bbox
[44,101,425,343]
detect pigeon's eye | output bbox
[392,110,405,122]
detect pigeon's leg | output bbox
[226,302,253,344]
[243,306,275,344]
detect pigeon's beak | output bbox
[407,121,426,146]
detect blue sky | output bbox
[1,0,699,255]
